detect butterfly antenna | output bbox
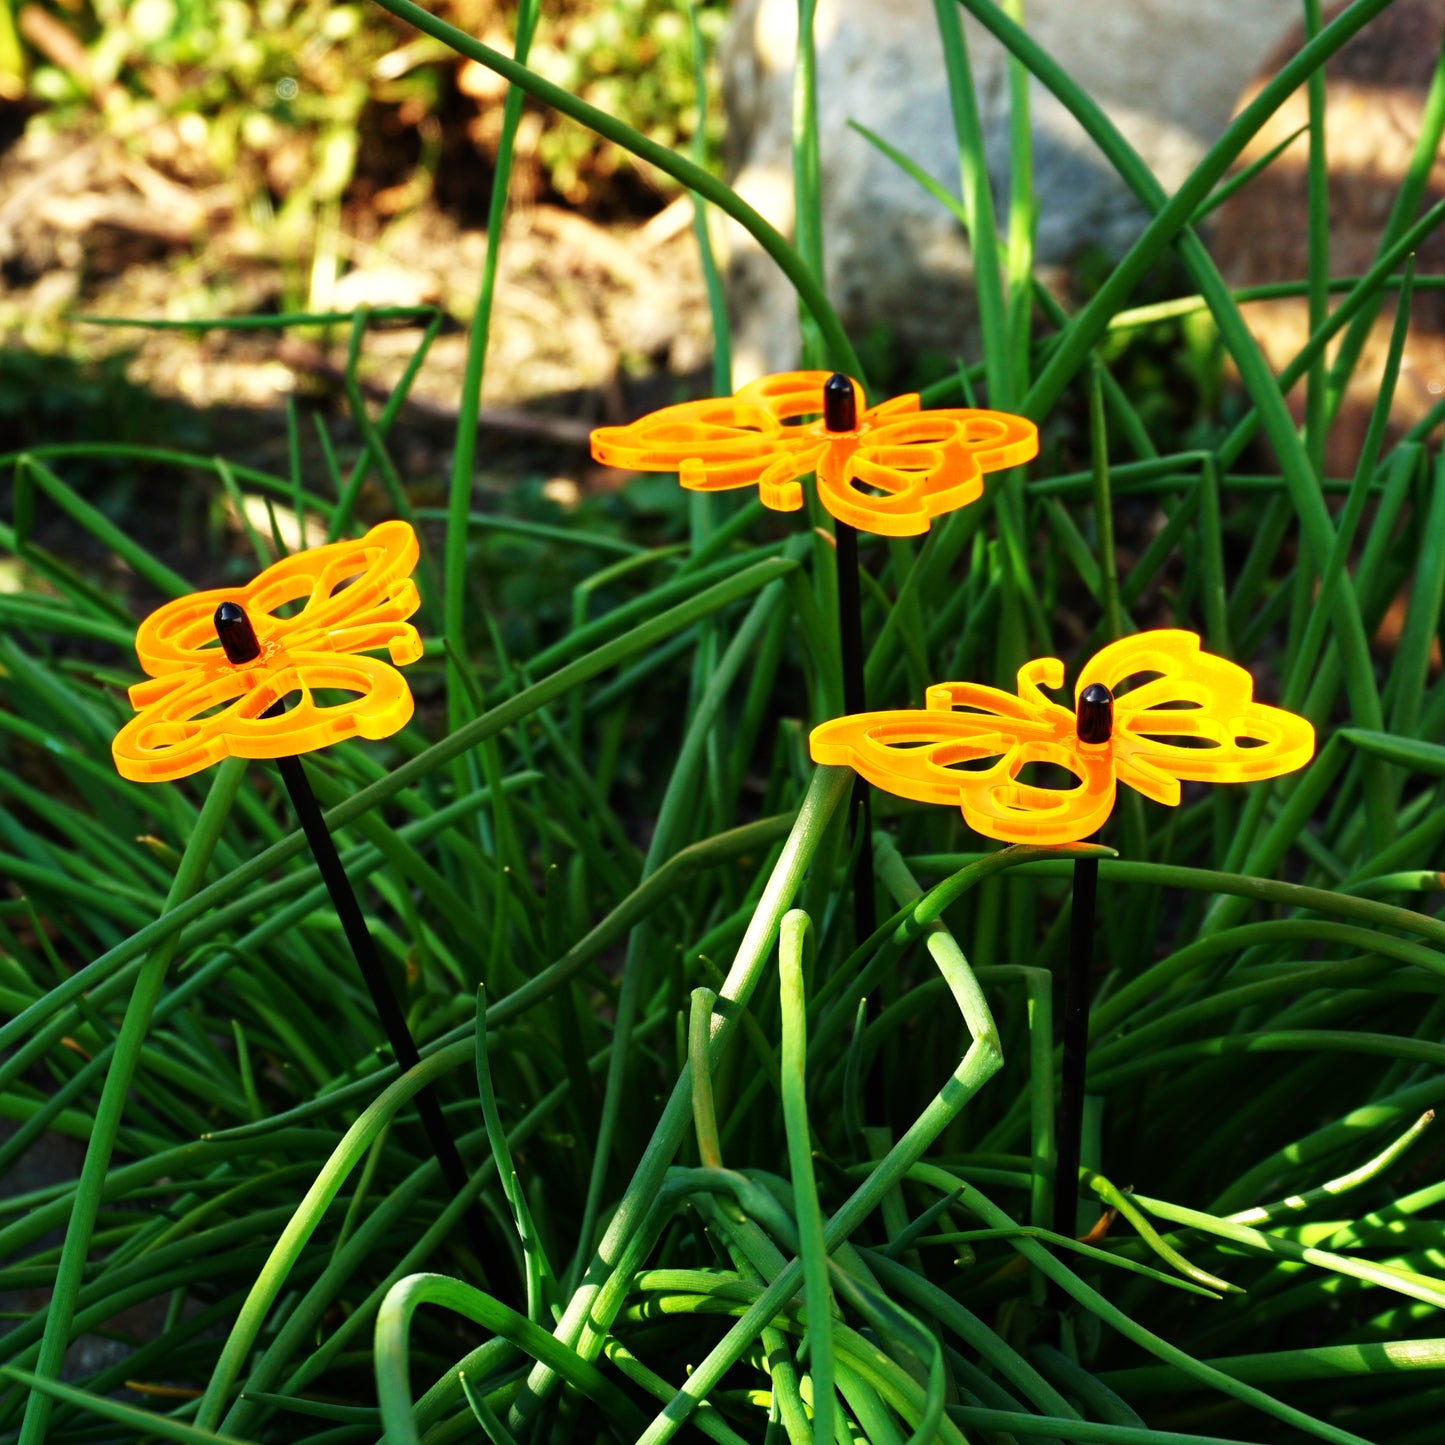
[1054,682,1113,1296]
[213,600,500,1285]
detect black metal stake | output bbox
[824,374,876,946]
[1053,682,1113,1280]
[215,602,493,1273]
[823,373,884,1130]
[1055,849,1098,1243]
[834,521,876,941]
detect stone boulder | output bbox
[718,0,1298,383]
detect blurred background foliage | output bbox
[0,0,727,227]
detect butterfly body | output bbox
[112,521,423,783]
[591,370,1038,537]
[810,631,1315,844]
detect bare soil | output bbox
[0,113,716,496]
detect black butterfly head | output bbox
[1076,682,1114,744]
[215,601,262,665]
[823,372,858,433]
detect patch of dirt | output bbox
[0,116,716,477]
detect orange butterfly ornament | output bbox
[590,370,1038,537]
[810,631,1315,844]
[111,521,423,783]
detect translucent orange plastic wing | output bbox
[822,406,1040,536]
[589,370,841,503]
[111,521,423,784]
[809,655,1117,844]
[1076,631,1316,807]
[112,651,415,783]
[129,521,422,690]
[753,374,915,515]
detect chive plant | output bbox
[2,0,1445,1441]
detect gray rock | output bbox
[717,0,1298,383]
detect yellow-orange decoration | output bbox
[810,630,1314,844]
[590,370,1038,537]
[112,521,422,783]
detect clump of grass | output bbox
[2,1,1445,1443]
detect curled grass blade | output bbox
[375,1272,648,1445]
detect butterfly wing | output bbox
[260,521,422,663]
[1078,630,1315,806]
[810,667,1114,844]
[819,406,1040,537]
[117,523,422,780]
[132,521,422,684]
[589,371,837,505]
[113,651,414,783]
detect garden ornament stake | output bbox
[810,629,1315,1250]
[822,371,875,940]
[592,370,1038,940]
[112,522,490,1264]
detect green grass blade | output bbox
[778,909,835,1443]
[20,760,245,1445]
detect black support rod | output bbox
[215,601,493,1272]
[824,373,876,945]
[1053,682,1113,1260]
[833,520,876,943]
